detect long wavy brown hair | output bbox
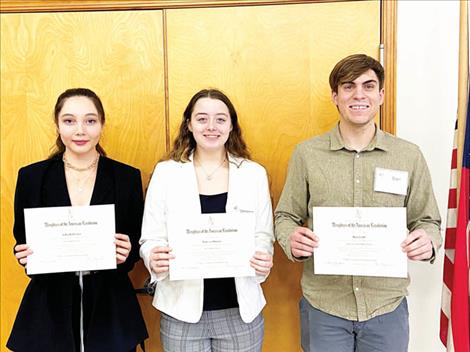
[49,88,107,159]
[168,89,250,162]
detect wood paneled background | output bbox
[1,1,381,351]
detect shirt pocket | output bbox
[371,191,406,207]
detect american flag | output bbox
[439,80,470,351]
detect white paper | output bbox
[374,167,408,196]
[167,213,256,280]
[313,207,408,278]
[25,204,116,274]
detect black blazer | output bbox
[7,155,148,352]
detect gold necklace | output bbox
[63,154,99,172]
[196,157,226,181]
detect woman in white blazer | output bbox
[140,88,274,351]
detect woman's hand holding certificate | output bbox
[14,244,32,267]
[150,246,175,274]
[115,233,132,264]
[249,251,273,275]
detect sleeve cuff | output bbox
[422,246,436,264]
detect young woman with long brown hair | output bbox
[8,88,148,352]
[140,88,274,351]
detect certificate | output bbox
[167,213,256,280]
[25,204,116,275]
[313,207,407,278]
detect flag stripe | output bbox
[440,62,470,352]
[446,208,458,230]
[442,255,454,290]
[450,168,458,189]
[440,2,468,350]
[448,188,457,208]
[444,228,456,249]
[440,312,449,347]
[451,148,458,169]
[449,166,469,351]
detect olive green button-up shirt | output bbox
[275,124,442,321]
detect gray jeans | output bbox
[300,297,409,352]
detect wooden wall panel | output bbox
[166,2,380,350]
[0,10,166,351]
[0,0,349,12]
[1,1,381,351]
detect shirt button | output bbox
[356,154,360,158]
[355,287,359,291]
[356,179,360,184]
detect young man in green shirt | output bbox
[275,54,441,352]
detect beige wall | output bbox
[396,2,460,351]
[0,2,380,351]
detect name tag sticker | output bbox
[374,167,408,196]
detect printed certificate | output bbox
[25,204,116,274]
[313,207,408,278]
[167,213,256,280]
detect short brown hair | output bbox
[168,89,250,162]
[329,54,384,93]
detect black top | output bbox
[7,155,148,352]
[200,192,239,311]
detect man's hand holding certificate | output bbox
[25,204,116,275]
[167,213,256,280]
[313,207,408,278]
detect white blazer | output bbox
[140,154,274,323]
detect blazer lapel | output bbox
[42,157,71,207]
[226,154,245,213]
[90,156,114,205]
[181,160,201,213]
